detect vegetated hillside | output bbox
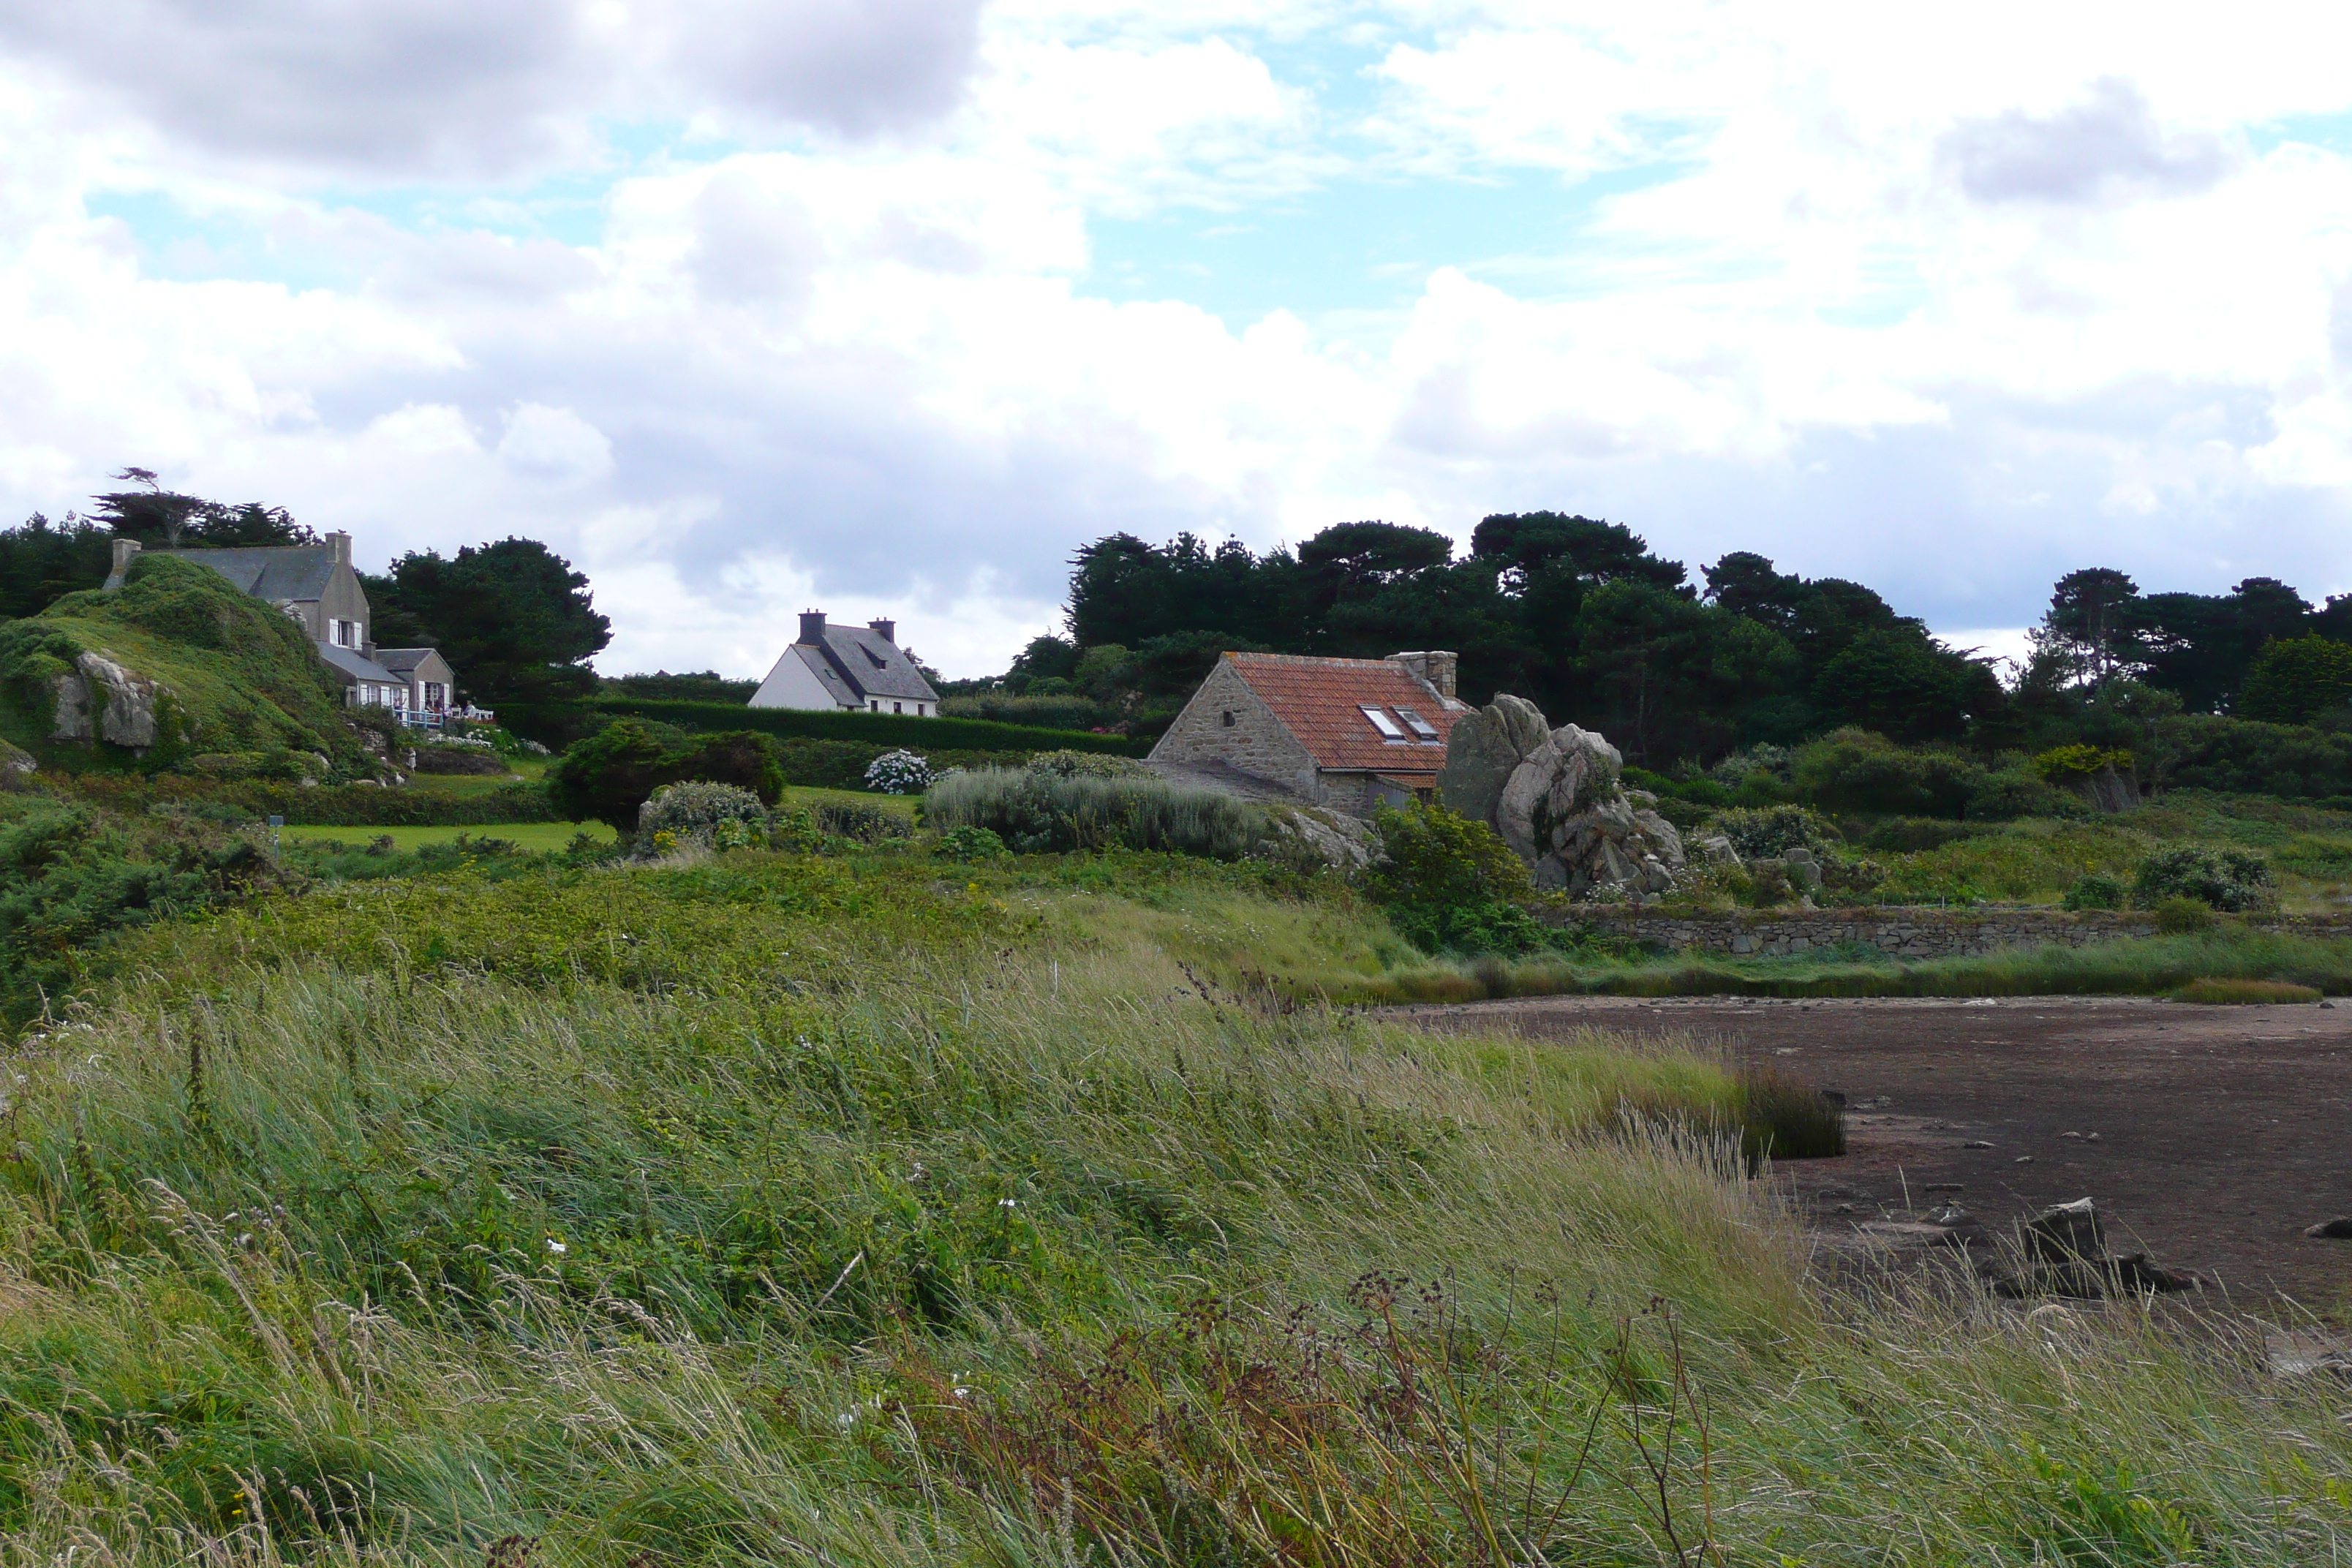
[0,553,366,774]
[2,843,2342,1563]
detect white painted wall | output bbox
[750,647,845,710]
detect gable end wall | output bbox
[1149,660,1319,796]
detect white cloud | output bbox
[0,0,986,181]
[4,0,2352,681]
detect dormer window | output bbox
[862,645,889,669]
[1394,706,1441,742]
[1360,706,1406,739]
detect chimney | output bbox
[799,609,828,644]
[325,530,352,565]
[867,617,897,645]
[1387,650,1458,700]
[110,538,141,578]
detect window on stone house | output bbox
[1360,706,1406,739]
[1394,706,1441,742]
[1221,710,1235,727]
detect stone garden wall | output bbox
[1569,908,2352,960]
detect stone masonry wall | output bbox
[1570,908,2352,960]
[1149,660,1319,798]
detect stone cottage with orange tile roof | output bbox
[1148,649,1472,815]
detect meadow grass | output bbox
[0,847,2344,1563]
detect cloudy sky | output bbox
[4,1,2351,677]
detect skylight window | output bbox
[1360,706,1406,739]
[1394,706,1441,741]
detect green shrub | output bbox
[1364,802,1562,956]
[924,768,1264,859]
[2157,712,2352,799]
[2062,872,2126,911]
[2152,896,2215,934]
[2132,845,2272,913]
[0,793,290,1025]
[935,824,1010,860]
[1965,766,2086,822]
[1790,728,1981,817]
[1705,804,1842,860]
[548,720,785,829]
[637,780,769,851]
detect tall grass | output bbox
[924,766,1267,858]
[0,853,2341,1562]
[1338,924,2352,1003]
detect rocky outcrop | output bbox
[0,736,34,778]
[50,652,170,753]
[1264,806,1373,870]
[1437,697,1686,899]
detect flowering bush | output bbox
[864,749,935,794]
[637,780,769,853]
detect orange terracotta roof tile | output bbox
[1226,652,1461,774]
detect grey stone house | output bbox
[105,535,464,717]
[1149,650,1471,816]
[751,611,941,716]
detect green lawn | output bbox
[777,782,921,815]
[275,821,611,852]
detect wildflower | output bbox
[998,1197,1018,1209]
[546,1237,568,1255]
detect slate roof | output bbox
[794,625,939,706]
[1226,652,1463,774]
[104,545,342,600]
[318,643,402,686]
[373,648,446,675]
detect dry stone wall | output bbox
[1568,908,2352,960]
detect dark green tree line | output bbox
[1058,515,1994,761]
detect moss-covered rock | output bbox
[0,554,363,774]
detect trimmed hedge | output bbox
[64,774,564,826]
[587,696,1151,756]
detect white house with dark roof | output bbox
[752,611,941,717]
[105,535,472,721]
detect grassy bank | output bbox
[1346,924,2352,1003]
[0,845,2342,1562]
